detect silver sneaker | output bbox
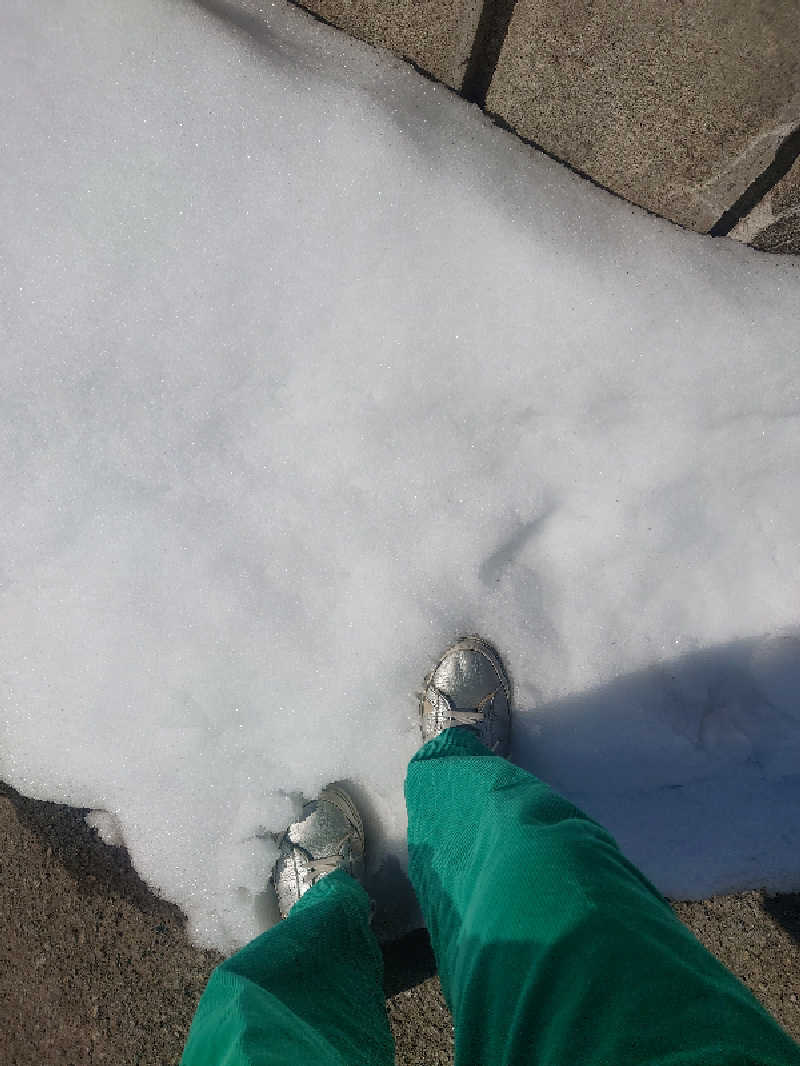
[420,635,512,757]
[272,785,365,919]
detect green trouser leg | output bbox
[183,726,800,1066]
[406,726,800,1066]
[180,869,394,1066]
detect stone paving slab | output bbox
[3,787,800,1065]
[483,0,800,232]
[294,0,483,90]
[731,155,800,255]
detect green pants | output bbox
[181,728,800,1065]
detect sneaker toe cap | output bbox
[432,645,507,710]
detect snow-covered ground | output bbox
[2,0,799,953]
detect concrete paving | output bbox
[292,0,484,91]
[486,0,800,232]
[3,786,800,1065]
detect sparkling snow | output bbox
[2,0,799,952]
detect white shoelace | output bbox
[298,852,347,889]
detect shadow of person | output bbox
[509,632,800,903]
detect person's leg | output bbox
[181,791,394,1066]
[407,641,800,1066]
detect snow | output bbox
[2,0,800,953]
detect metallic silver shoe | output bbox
[420,635,512,757]
[272,785,365,919]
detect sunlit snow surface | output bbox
[2,0,800,952]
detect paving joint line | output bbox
[709,124,800,238]
[461,0,518,107]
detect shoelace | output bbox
[439,708,486,727]
[434,687,496,727]
[429,687,504,751]
[297,851,348,889]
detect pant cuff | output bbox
[411,725,492,764]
